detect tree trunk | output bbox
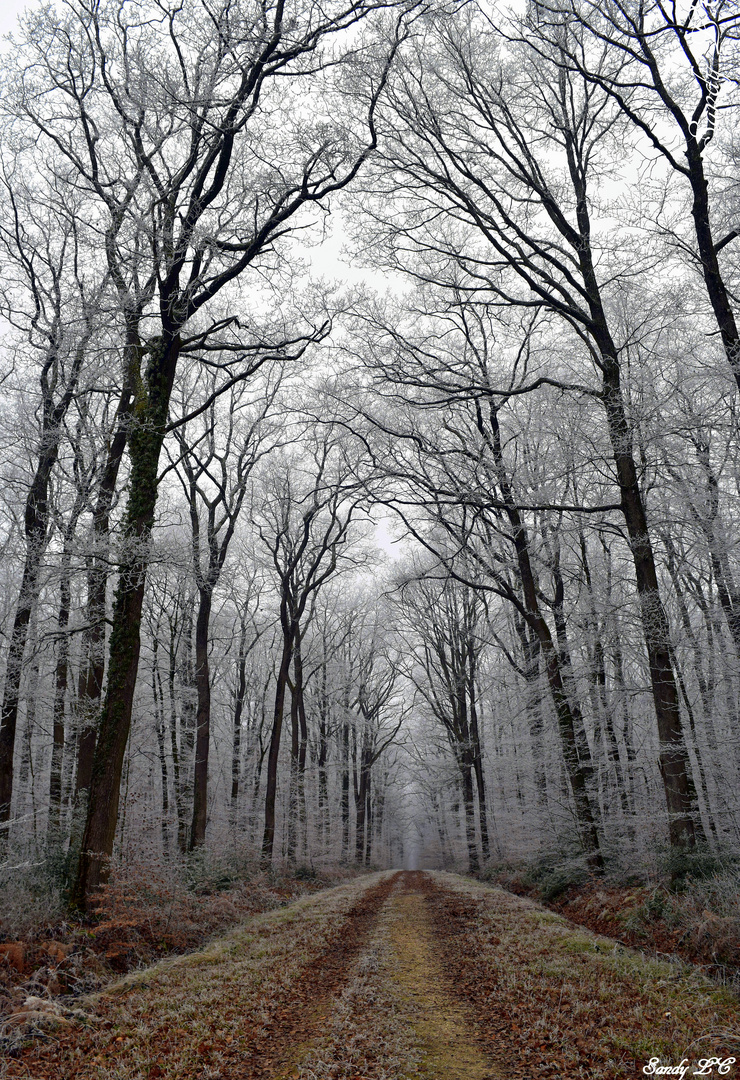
[685,141,740,392]
[364,774,373,866]
[230,616,249,819]
[151,637,170,855]
[189,587,212,849]
[341,719,351,861]
[294,633,309,862]
[548,549,596,780]
[74,384,133,807]
[317,714,329,851]
[166,624,184,851]
[692,446,740,658]
[176,605,196,853]
[287,671,300,865]
[0,467,55,852]
[460,758,479,875]
[578,531,632,833]
[261,616,293,866]
[669,645,718,846]
[373,779,384,864]
[355,748,371,864]
[600,357,700,849]
[70,335,179,909]
[48,549,72,843]
[18,654,41,846]
[468,648,490,862]
[484,401,604,869]
[514,617,548,824]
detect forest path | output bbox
[3,871,740,1080]
[291,870,500,1080]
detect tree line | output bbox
[0,0,739,908]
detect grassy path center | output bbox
[385,883,500,1079]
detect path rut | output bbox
[290,871,500,1080]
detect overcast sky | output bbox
[0,1,27,40]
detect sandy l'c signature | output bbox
[643,1058,736,1077]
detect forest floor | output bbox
[2,871,740,1080]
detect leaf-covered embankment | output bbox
[422,872,740,1078]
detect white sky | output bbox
[0,1,27,40]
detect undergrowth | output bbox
[0,861,65,942]
[0,843,362,1020]
[485,847,740,989]
[483,850,591,901]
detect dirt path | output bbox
[4,871,740,1080]
[293,870,500,1080]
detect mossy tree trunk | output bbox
[70,335,180,907]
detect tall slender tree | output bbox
[256,426,368,865]
[169,370,284,848]
[0,170,105,854]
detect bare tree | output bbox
[527,0,740,388]
[0,166,105,855]
[255,424,368,865]
[168,368,284,848]
[348,614,405,864]
[394,569,490,873]
[343,301,606,866]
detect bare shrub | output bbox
[0,863,63,942]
